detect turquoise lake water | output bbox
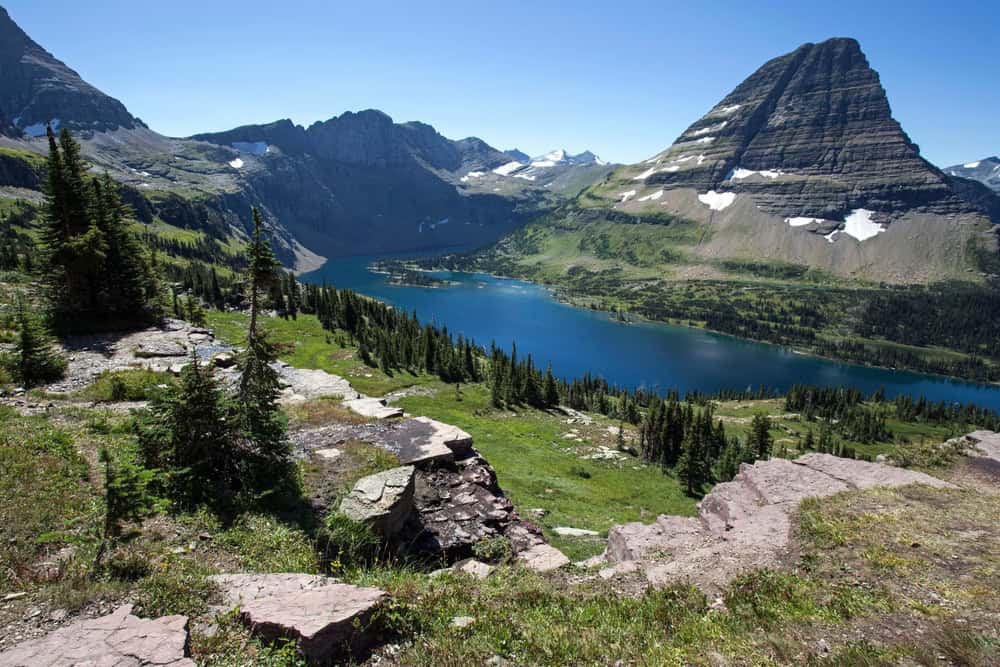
[302,256,1000,411]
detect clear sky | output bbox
[6,0,997,166]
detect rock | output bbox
[210,574,387,664]
[452,558,493,580]
[0,604,194,666]
[134,340,188,358]
[314,447,342,460]
[817,638,831,654]
[2,592,26,602]
[450,616,476,628]
[794,453,955,490]
[603,454,956,592]
[517,544,570,572]
[527,508,547,518]
[339,466,415,538]
[343,397,404,419]
[211,352,236,368]
[278,366,354,401]
[553,526,599,537]
[964,430,1000,464]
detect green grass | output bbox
[205,311,439,396]
[75,368,175,402]
[398,384,696,560]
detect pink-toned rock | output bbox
[794,453,956,490]
[961,430,1000,464]
[0,604,193,666]
[601,453,955,592]
[210,573,387,664]
[517,543,570,572]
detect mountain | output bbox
[481,148,615,196]
[565,37,1000,283]
[945,157,1000,193]
[0,6,571,270]
[0,7,142,136]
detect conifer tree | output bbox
[5,296,66,387]
[96,447,156,566]
[139,353,236,505]
[237,209,288,466]
[676,430,708,496]
[543,363,559,407]
[748,414,773,460]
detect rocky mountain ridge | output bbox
[561,37,1000,282]
[946,156,1000,193]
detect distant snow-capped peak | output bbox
[529,149,606,168]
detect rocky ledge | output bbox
[594,453,954,593]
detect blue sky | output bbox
[6,0,997,166]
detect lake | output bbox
[301,255,1000,411]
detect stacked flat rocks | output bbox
[598,453,953,592]
[324,416,567,568]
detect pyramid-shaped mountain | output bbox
[628,37,988,219]
[571,37,1000,282]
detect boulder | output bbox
[517,544,570,572]
[0,604,193,666]
[343,397,404,419]
[209,574,387,664]
[962,430,1000,464]
[385,416,472,466]
[339,466,415,538]
[453,558,494,579]
[793,453,956,490]
[278,366,354,401]
[553,526,599,537]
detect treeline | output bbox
[817,340,999,383]
[855,287,1000,359]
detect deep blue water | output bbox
[301,255,1000,411]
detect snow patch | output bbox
[841,208,885,241]
[638,190,664,202]
[663,165,680,172]
[694,137,715,144]
[232,141,268,156]
[530,159,557,168]
[493,161,523,176]
[674,155,695,163]
[460,171,486,182]
[785,217,823,227]
[619,190,637,203]
[730,167,784,180]
[688,121,727,138]
[228,158,245,169]
[698,191,736,211]
[697,155,707,165]
[963,161,981,169]
[718,104,741,114]
[633,167,657,181]
[513,173,536,181]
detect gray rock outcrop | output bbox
[209,574,387,664]
[339,465,415,538]
[0,604,193,666]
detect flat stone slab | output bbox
[343,397,404,419]
[279,367,354,401]
[0,604,193,666]
[963,430,1000,464]
[411,416,474,456]
[517,543,570,572]
[211,574,387,664]
[134,339,189,358]
[794,452,956,490]
[209,573,343,606]
[453,558,494,579]
[603,453,955,592]
[340,465,415,537]
[384,416,474,465]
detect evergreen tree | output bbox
[4,296,66,387]
[676,430,708,496]
[748,414,773,460]
[543,364,560,407]
[138,354,236,505]
[95,447,156,566]
[236,209,288,467]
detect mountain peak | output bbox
[530,149,606,167]
[0,6,141,136]
[624,37,979,219]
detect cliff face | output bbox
[0,8,141,135]
[635,38,989,220]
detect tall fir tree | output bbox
[237,209,288,467]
